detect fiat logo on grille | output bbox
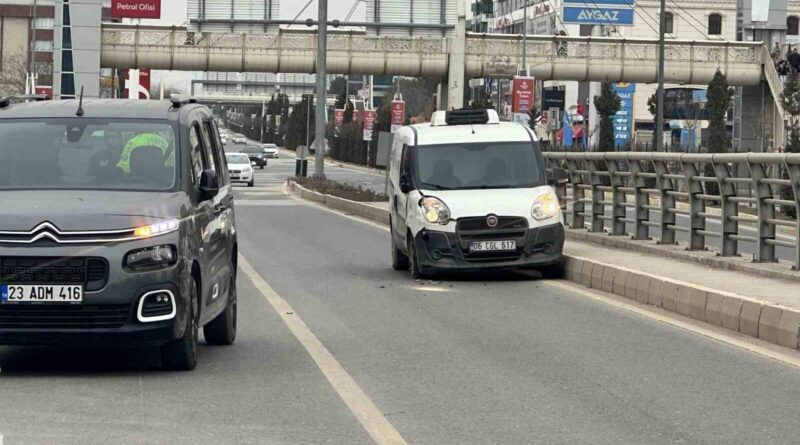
[486,215,499,228]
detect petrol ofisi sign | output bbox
[111,0,161,19]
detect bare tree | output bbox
[0,54,29,97]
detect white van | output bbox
[388,109,566,279]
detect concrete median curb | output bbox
[287,180,800,351]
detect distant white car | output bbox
[262,143,279,158]
[233,135,246,144]
[225,152,255,187]
[220,135,228,145]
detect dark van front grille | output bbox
[455,216,529,263]
[0,304,130,329]
[0,257,108,291]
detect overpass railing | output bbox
[543,152,800,270]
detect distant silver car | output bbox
[262,143,279,158]
[232,135,246,144]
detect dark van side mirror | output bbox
[198,169,220,201]
[399,174,413,194]
[547,167,569,186]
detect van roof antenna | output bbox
[76,86,85,117]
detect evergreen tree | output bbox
[593,83,621,151]
[780,71,800,217]
[528,106,539,132]
[647,91,658,119]
[469,89,494,110]
[286,96,314,150]
[781,70,800,154]
[706,70,734,154]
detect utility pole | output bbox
[522,0,528,75]
[28,0,38,94]
[655,0,666,151]
[314,0,328,177]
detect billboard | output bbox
[111,0,161,19]
[390,101,405,133]
[542,89,566,113]
[512,76,535,114]
[611,83,635,148]
[562,0,634,26]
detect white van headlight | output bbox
[419,197,451,225]
[532,192,559,221]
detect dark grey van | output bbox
[0,97,238,370]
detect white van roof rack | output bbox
[430,109,500,126]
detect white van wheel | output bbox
[391,227,409,271]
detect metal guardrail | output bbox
[543,152,800,270]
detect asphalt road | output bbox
[3,158,800,444]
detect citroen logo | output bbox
[486,215,498,228]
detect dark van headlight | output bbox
[125,245,177,271]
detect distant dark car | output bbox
[0,97,238,370]
[243,144,268,169]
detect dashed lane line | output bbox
[238,256,409,445]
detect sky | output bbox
[156,0,369,25]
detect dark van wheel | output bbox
[408,237,428,279]
[161,281,199,371]
[204,270,238,346]
[260,163,265,170]
[539,258,566,279]
[391,227,409,271]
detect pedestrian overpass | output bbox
[100,24,785,150]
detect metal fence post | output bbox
[653,158,676,245]
[626,156,649,240]
[784,156,800,270]
[712,158,739,256]
[586,158,605,233]
[566,157,585,230]
[680,158,706,250]
[605,157,626,236]
[747,158,777,262]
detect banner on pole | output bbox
[512,76,535,114]
[363,109,377,141]
[390,101,405,133]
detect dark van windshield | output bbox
[0,119,178,191]
[414,142,542,190]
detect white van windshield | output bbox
[414,142,542,190]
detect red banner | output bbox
[111,0,161,19]
[363,109,377,141]
[512,76,535,114]
[390,100,405,132]
[352,109,361,124]
[334,109,344,137]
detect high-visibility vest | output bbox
[117,133,173,173]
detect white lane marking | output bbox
[546,280,800,369]
[238,256,408,445]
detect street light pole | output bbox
[314,0,328,177]
[655,0,666,151]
